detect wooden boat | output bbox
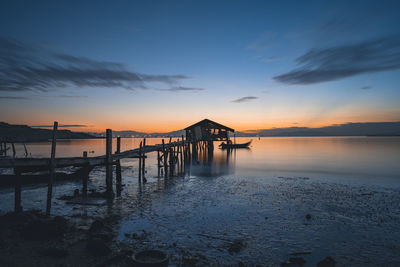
[220,140,252,149]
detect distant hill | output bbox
[0,122,96,142]
[90,122,400,138]
[235,122,400,137]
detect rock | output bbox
[306,214,312,220]
[228,239,245,254]
[86,238,111,256]
[317,256,336,267]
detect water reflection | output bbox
[5,136,400,185]
[185,143,237,178]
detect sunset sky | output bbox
[1,0,399,132]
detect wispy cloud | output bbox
[231,96,259,103]
[273,35,400,85]
[155,86,205,92]
[0,96,29,100]
[0,38,191,92]
[54,95,89,98]
[246,32,277,51]
[262,56,284,62]
[360,86,372,90]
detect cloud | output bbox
[262,56,284,62]
[31,124,89,128]
[273,35,400,84]
[231,96,259,103]
[156,86,205,92]
[360,86,372,90]
[246,32,278,52]
[0,96,29,99]
[54,95,89,98]
[0,38,190,92]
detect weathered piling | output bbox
[169,139,174,177]
[157,149,161,177]
[138,141,142,181]
[46,121,58,216]
[11,143,16,158]
[82,151,88,197]
[116,137,122,196]
[162,139,168,177]
[180,138,184,174]
[23,143,28,157]
[105,129,113,197]
[142,138,146,182]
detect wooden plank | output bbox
[0,140,188,169]
[46,121,58,216]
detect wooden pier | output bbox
[0,119,234,214]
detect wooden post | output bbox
[116,136,121,154]
[180,140,184,174]
[11,143,16,158]
[169,147,174,177]
[23,143,28,157]
[138,141,142,181]
[115,137,122,196]
[105,129,113,197]
[162,139,168,177]
[46,121,58,216]
[157,150,161,177]
[176,139,180,174]
[142,138,146,182]
[14,168,22,212]
[82,151,88,197]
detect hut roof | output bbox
[184,119,234,132]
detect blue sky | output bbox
[0,0,399,132]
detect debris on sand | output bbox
[228,239,246,254]
[317,256,336,267]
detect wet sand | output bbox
[1,173,399,266]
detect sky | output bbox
[0,0,399,132]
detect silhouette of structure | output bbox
[184,119,234,161]
[184,119,234,143]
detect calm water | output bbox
[8,136,400,185]
[1,137,400,265]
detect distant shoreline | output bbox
[13,135,400,143]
